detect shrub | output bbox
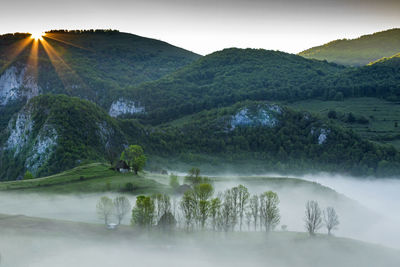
[23,171,34,180]
[124,182,134,192]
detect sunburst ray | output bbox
[0,36,33,73]
[40,37,89,95]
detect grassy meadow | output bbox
[287,97,400,148]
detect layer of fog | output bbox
[204,171,400,249]
[0,193,137,225]
[1,225,399,267]
[299,173,400,249]
[0,172,399,250]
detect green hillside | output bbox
[0,163,167,194]
[120,47,400,125]
[299,28,400,66]
[2,95,400,180]
[122,48,346,124]
[0,94,127,180]
[142,101,400,176]
[322,55,400,101]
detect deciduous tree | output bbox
[96,196,114,225]
[323,206,339,235]
[113,196,131,225]
[132,195,155,229]
[260,191,280,232]
[120,145,147,175]
[305,200,322,236]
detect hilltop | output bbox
[299,28,400,66]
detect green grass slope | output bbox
[288,97,400,149]
[299,28,400,66]
[0,163,167,194]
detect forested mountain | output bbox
[0,30,200,109]
[1,95,399,180]
[1,30,400,180]
[122,48,346,124]
[116,46,400,124]
[299,28,400,66]
[322,55,400,101]
[139,102,400,176]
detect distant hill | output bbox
[299,29,400,66]
[324,55,400,101]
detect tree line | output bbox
[96,173,339,236]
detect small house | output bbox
[115,160,129,173]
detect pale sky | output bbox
[0,0,399,55]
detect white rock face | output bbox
[96,121,114,149]
[318,129,330,145]
[311,127,330,145]
[5,106,58,175]
[0,66,39,106]
[6,111,34,155]
[25,127,58,174]
[108,99,145,117]
[230,104,280,130]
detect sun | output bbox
[30,31,45,40]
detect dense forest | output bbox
[121,48,400,124]
[122,48,347,124]
[2,95,399,180]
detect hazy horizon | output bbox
[0,0,399,55]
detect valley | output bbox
[0,26,399,267]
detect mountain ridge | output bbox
[299,28,400,66]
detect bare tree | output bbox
[260,191,280,232]
[249,195,259,231]
[323,207,339,235]
[305,200,322,236]
[237,185,250,231]
[113,196,131,225]
[96,196,114,225]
